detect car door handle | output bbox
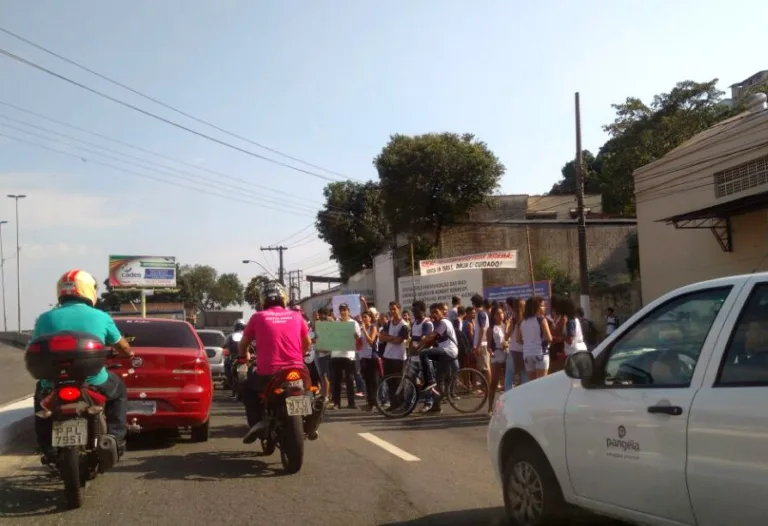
[647,405,683,416]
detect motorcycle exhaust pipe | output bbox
[304,395,326,440]
[97,434,119,473]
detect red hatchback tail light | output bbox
[58,386,81,402]
[172,358,206,375]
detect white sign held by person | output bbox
[398,270,483,307]
[419,250,518,276]
[332,294,361,318]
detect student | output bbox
[605,307,620,338]
[504,298,527,390]
[378,301,409,407]
[561,298,588,356]
[488,305,507,414]
[471,294,491,387]
[415,303,460,414]
[517,296,553,380]
[410,301,436,413]
[330,303,360,410]
[313,307,333,402]
[358,310,380,411]
[576,307,598,350]
[448,296,461,323]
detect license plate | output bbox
[52,418,88,447]
[237,365,249,379]
[127,400,156,415]
[285,395,313,416]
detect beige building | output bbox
[634,93,768,303]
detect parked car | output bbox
[488,272,768,526]
[109,318,213,442]
[196,329,226,386]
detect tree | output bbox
[176,264,218,309]
[374,132,505,246]
[596,79,738,215]
[316,181,390,280]
[534,256,576,297]
[549,150,603,195]
[207,273,244,310]
[244,275,271,310]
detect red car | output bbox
[108,318,213,442]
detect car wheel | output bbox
[503,443,569,526]
[190,419,210,443]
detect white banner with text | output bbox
[419,250,517,276]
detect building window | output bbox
[714,155,768,198]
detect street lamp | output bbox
[242,259,275,280]
[7,194,26,331]
[0,220,7,332]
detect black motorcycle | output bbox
[25,331,121,509]
[255,367,324,474]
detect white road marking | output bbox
[357,432,420,462]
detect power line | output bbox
[0,46,347,184]
[0,99,321,205]
[0,118,320,215]
[0,130,319,218]
[0,25,352,180]
[271,222,316,246]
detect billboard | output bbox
[484,280,551,304]
[108,256,177,289]
[419,250,517,276]
[398,269,483,307]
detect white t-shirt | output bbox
[434,318,459,358]
[359,324,377,359]
[492,325,507,352]
[383,319,409,361]
[564,318,588,355]
[521,316,546,357]
[331,319,360,360]
[448,307,459,323]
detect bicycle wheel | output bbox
[447,367,489,413]
[375,374,418,418]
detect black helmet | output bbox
[233,318,246,332]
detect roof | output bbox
[730,70,768,88]
[658,188,768,223]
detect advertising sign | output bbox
[484,280,551,304]
[419,250,518,276]
[398,269,483,307]
[108,256,177,289]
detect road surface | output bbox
[0,391,507,525]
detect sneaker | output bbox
[355,392,365,399]
[426,405,443,414]
[418,403,434,414]
[243,421,267,444]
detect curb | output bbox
[0,396,34,455]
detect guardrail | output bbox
[0,332,31,348]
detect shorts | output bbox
[315,353,331,380]
[491,349,507,365]
[475,345,490,372]
[523,354,550,372]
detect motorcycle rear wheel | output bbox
[58,447,84,509]
[279,415,304,474]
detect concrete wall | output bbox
[635,108,768,303]
[439,221,637,288]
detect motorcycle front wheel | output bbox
[58,446,84,509]
[279,414,304,474]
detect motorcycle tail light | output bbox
[49,335,78,352]
[58,386,81,402]
[286,370,301,381]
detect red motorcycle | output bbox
[256,367,324,474]
[25,331,121,509]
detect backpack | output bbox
[453,319,472,356]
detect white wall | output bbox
[373,250,396,310]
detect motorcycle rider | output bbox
[223,318,246,392]
[238,280,311,444]
[32,269,135,463]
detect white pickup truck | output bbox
[488,273,768,526]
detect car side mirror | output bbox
[565,351,595,383]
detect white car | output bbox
[488,272,768,526]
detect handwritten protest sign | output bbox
[315,321,356,352]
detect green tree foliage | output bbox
[550,79,740,216]
[315,181,390,280]
[207,273,245,310]
[534,256,576,297]
[244,275,271,310]
[549,150,603,196]
[375,132,505,245]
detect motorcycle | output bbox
[25,331,120,509]
[256,366,325,474]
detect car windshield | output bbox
[197,331,225,347]
[115,319,199,348]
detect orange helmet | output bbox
[56,269,99,307]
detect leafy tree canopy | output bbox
[375,132,505,243]
[315,181,390,280]
[244,275,271,310]
[549,150,603,196]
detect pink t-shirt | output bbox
[244,307,309,375]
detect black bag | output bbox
[453,320,472,357]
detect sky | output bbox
[0,0,764,329]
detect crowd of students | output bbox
[302,292,609,416]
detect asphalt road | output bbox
[0,343,35,406]
[0,391,508,525]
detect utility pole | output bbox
[0,220,7,332]
[286,269,303,304]
[260,246,287,285]
[7,195,25,331]
[574,93,590,318]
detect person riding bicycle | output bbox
[238,280,311,444]
[414,302,460,413]
[32,269,134,463]
[223,318,246,391]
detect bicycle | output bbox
[374,354,489,418]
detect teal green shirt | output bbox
[34,302,122,389]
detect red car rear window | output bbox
[115,320,199,348]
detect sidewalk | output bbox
[0,343,34,452]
